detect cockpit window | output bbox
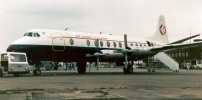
[23,32,40,37]
[36,33,40,37]
[27,32,33,37]
[33,33,36,37]
[23,33,28,36]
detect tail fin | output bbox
[148,15,169,44]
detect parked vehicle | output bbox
[0,52,29,77]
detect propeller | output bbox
[123,34,128,69]
[95,39,100,71]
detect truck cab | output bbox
[0,52,29,77]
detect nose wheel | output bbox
[123,65,133,74]
[33,69,41,75]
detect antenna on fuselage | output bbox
[65,28,69,31]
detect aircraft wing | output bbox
[150,41,202,52]
[167,34,200,44]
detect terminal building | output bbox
[166,40,202,69]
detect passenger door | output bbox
[50,33,65,51]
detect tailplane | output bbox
[148,15,169,44]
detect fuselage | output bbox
[7,29,163,63]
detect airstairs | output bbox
[153,52,179,72]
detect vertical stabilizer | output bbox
[148,15,169,44]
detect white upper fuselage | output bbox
[12,29,164,51]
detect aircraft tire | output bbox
[77,67,86,74]
[128,66,133,74]
[123,66,128,74]
[123,66,133,74]
[33,69,41,75]
[0,68,3,77]
[147,69,151,72]
[14,73,20,77]
[77,62,86,74]
[152,69,155,72]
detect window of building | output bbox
[172,53,174,57]
[175,53,178,57]
[201,44,202,49]
[186,52,188,57]
[179,52,181,57]
[182,52,185,57]
[201,52,202,58]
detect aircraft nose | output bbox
[7,37,32,52]
[7,45,14,52]
[7,45,24,52]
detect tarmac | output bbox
[1,67,202,100]
[0,90,125,100]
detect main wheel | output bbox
[152,69,155,72]
[77,67,86,74]
[0,68,3,77]
[123,66,128,74]
[128,66,133,74]
[147,69,151,72]
[14,73,20,77]
[77,62,86,74]
[33,69,41,75]
[123,65,133,74]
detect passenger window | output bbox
[107,41,110,47]
[131,43,133,46]
[119,42,122,48]
[100,41,103,47]
[136,44,138,46]
[70,38,74,45]
[87,40,90,46]
[113,42,116,47]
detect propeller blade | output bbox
[124,34,127,49]
[96,39,99,71]
[96,39,99,52]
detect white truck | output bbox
[0,52,30,77]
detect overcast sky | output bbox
[0,0,202,53]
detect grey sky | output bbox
[0,0,202,53]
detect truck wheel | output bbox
[0,68,3,77]
[14,73,20,77]
[33,69,41,75]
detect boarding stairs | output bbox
[154,52,179,72]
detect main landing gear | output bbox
[147,69,155,72]
[77,62,86,74]
[123,63,133,74]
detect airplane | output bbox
[6,15,201,75]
